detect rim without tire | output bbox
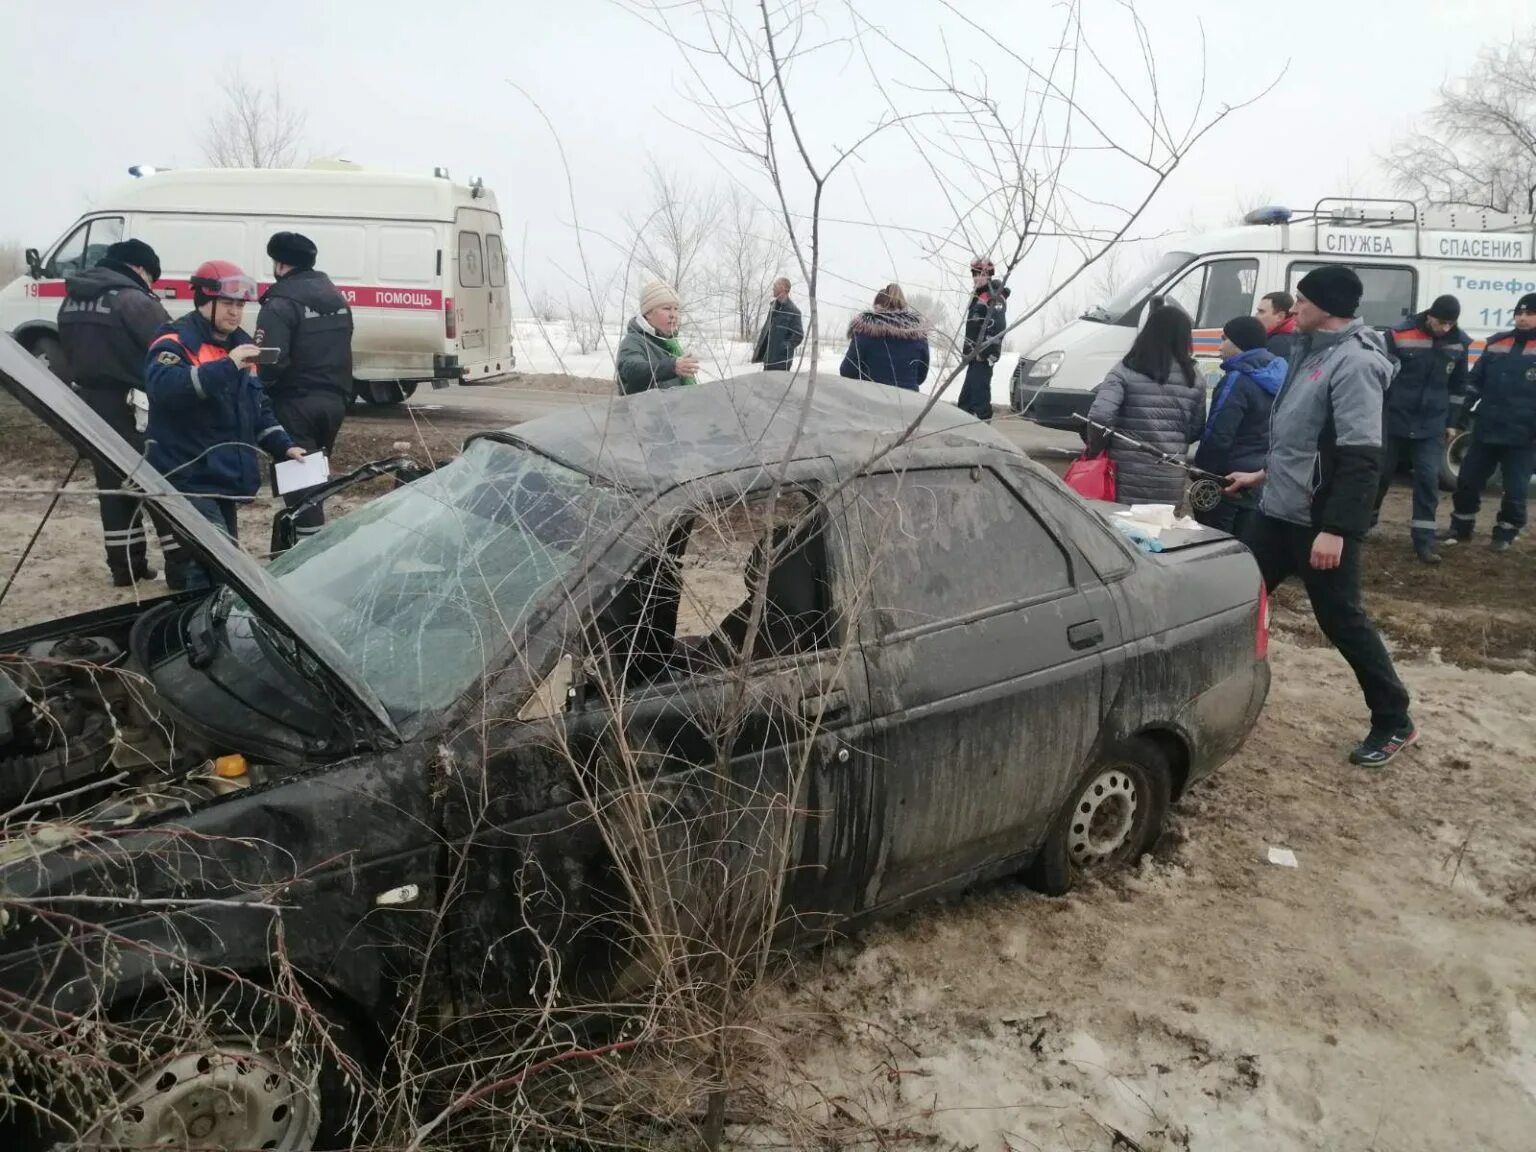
[1067,767,1141,871]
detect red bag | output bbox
[1064,451,1117,502]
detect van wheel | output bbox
[30,980,374,1152]
[1024,738,1171,897]
[363,381,406,406]
[27,333,70,381]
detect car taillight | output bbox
[444,296,457,340]
[1256,582,1270,661]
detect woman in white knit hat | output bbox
[616,280,701,394]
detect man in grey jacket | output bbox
[1226,265,1415,767]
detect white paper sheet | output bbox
[1267,846,1299,868]
[274,451,331,495]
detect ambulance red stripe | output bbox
[23,280,443,310]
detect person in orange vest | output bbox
[144,260,305,590]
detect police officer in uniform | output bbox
[254,231,354,549]
[55,238,170,585]
[958,256,1007,422]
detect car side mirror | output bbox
[24,248,43,279]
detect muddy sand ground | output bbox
[1,383,1532,1151]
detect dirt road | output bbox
[1,382,1532,1151]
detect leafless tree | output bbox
[627,161,725,306]
[714,186,790,341]
[0,241,24,286]
[200,74,312,169]
[1383,32,1536,214]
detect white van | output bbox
[1,162,514,405]
[1010,198,1536,429]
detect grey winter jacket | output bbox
[615,316,683,395]
[1260,319,1390,537]
[1086,362,1207,504]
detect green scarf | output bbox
[662,333,697,387]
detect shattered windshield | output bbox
[1085,250,1194,324]
[231,438,622,726]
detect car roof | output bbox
[500,372,1021,490]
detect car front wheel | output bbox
[1025,738,1172,896]
[29,982,371,1152]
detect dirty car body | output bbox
[0,335,1268,1146]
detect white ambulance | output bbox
[1010,198,1536,432]
[1,161,514,405]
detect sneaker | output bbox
[1436,529,1468,547]
[1490,539,1512,554]
[110,563,159,588]
[1349,722,1419,767]
[1415,544,1441,565]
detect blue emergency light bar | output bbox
[1243,206,1293,225]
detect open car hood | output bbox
[0,335,400,743]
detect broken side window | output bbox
[592,488,832,688]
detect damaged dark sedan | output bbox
[0,334,1268,1150]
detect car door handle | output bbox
[1067,620,1104,650]
[799,689,848,721]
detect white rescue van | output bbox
[1010,198,1536,430]
[0,162,515,405]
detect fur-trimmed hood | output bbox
[848,307,932,340]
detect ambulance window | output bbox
[485,235,506,287]
[458,232,484,288]
[48,216,123,279]
[1288,262,1416,328]
[1160,258,1258,327]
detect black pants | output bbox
[1372,434,1442,546]
[75,385,149,578]
[958,361,994,422]
[1195,494,1257,540]
[269,391,347,550]
[1243,514,1411,730]
[163,496,239,592]
[1449,440,1533,544]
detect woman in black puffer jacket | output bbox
[840,283,931,391]
[1085,303,1208,505]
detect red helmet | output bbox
[970,256,995,275]
[190,259,259,302]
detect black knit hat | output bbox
[266,231,318,270]
[1222,315,1268,352]
[1516,292,1536,315]
[1295,264,1363,319]
[102,239,161,282]
[1427,295,1461,324]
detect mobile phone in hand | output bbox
[255,347,281,365]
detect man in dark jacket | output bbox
[957,257,1007,422]
[1372,295,1468,563]
[55,239,170,586]
[254,231,354,550]
[1255,290,1297,360]
[750,277,804,372]
[1442,292,1536,553]
[144,260,304,591]
[1225,265,1414,767]
[1192,315,1285,536]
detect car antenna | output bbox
[0,456,84,612]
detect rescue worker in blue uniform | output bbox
[254,231,354,551]
[143,260,304,590]
[1371,295,1468,563]
[1442,292,1536,554]
[958,256,1007,422]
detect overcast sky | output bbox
[1,0,1526,327]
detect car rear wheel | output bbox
[1024,738,1171,896]
[28,981,371,1152]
